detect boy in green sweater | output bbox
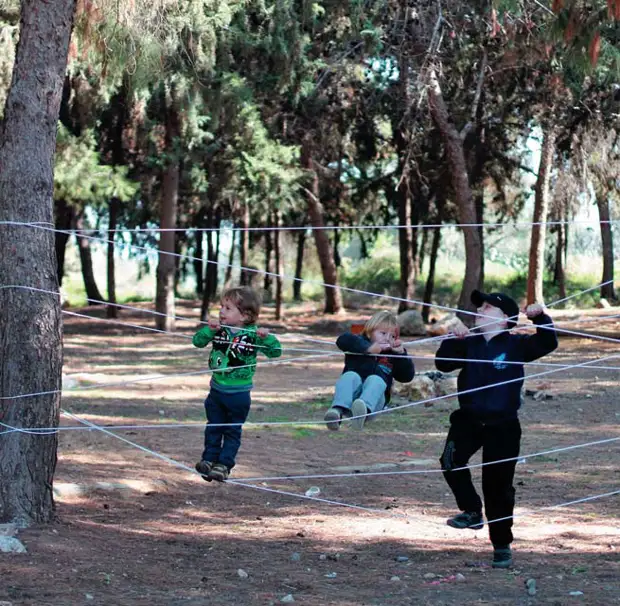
[193,287,281,481]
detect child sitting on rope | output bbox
[324,310,415,431]
[435,290,558,569]
[193,286,281,482]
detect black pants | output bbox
[440,409,522,546]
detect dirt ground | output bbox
[1,301,619,606]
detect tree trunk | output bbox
[224,229,235,288]
[106,197,119,318]
[475,191,485,287]
[422,226,442,323]
[201,209,216,321]
[333,229,341,268]
[75,214,104,304]
[301,145,343,314]
[553,223,567,302]
[194,228,204,297]
[293,229,306,301]
[274,210,284,320]
[597,194,616,301]
[211,209,221,299]
[428,71,482,323]
[397,181,415,312]
[155,102,180,332]
[0,0,75,525]
[263,230,273,295]
[527,126,555,305]
[239,203,250,286]
[54,198,75,285]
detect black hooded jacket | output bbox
[435,314,558,422]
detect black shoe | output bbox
[195,460,214,482]
[208,463,230,482]
[446,511,484,529]
[492,545,513,569]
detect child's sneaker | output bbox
[324,407,342,431]
[195,460,214,482]
[350,398,369,431]
[492,545,513,568]
[208,463,230,482]
[446,511,484,529]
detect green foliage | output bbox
[54,125,139,207]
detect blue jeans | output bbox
[332,371,387,415]
[202,387,251,469]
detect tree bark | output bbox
[54,198,75,285]
[422,226,442,324]
[106,198,119,318]
[0,0,75,525]
[75,214,104,304]
[596,194,616,301]
[194,228,204,297]
[553,223,567,302]
[293,229,306,301]
[201,209,216,321]
[428,71,482,323]
[396,179,415,312]
[155,100,180,332]
[224,229,235,288]
[527,126,555,305]
[263,230,273,295]
[301,144,343,314]
[274,210,284,320]
[239,203,250,286]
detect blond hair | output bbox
[362,310,398,339]
[221,286,262,325]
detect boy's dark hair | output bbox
[221,287,262,325]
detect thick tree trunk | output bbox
[293,229,306,301]
[428,71,482,323]
[155,102,180,332]
[301,145,343,314]
[333,229,341,268]
[106,198,119,318]
[0,0,75,525]
[274,211,284,320]
[597,194,616,301]
[54,198,75,285]
[75,214,104,304]
[527,127,555,305]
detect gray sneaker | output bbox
[492,545,513,569]
[324,408,342,431]
[350,398,369,431]
[446,511,484,529]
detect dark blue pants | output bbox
[202,388,252,469]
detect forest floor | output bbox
[1,301,619,606]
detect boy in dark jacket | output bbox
[435,290,558,569]
[324,311,415,431]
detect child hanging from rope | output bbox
[324,310,415,431]
[435,290,558,569]
[193,286,282,482]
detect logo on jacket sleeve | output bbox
[493,353,508,370]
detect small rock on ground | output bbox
[0,536,26,554]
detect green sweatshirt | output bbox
[193,324,282,392]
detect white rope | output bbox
[58,409,620,529]
[237,437,620,482]
[3,218,617,233]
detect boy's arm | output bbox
[435,337,468,372]
[521,305,558,362]
[336,332,370,354]
[256,333,282,358]
[192,325,217,348]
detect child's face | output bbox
[475,302,508,333]
[219,298,246,327]
[370,325,397,346]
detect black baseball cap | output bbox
[471,290,520,327]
